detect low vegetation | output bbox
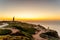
[0,21,60,40]
[40,30,59,40]
[0,35,31,40]
[0,29,12,35]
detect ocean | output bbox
[27,21,60,36]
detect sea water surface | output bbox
[27,21,60,36]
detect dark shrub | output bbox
[40,31,59,38]
[26,28,36,34]
[13,26,36,34]
[0,29,12,35]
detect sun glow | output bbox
[14,12,40,19]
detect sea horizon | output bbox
[26,21,60,36]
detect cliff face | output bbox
[0,21,60,40]
[40,30,59,39]
[32,25,59,40]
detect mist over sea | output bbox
[27,21,60,36]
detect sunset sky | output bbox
[0,0,60,21]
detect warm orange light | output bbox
[0,16,60,21]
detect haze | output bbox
[0,0,60,21]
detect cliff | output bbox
[0,21,59,40]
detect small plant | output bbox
[0,29,12,35]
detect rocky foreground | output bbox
[0,21,60,40]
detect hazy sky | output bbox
[0,0,60,21]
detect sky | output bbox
[0,0,60,21]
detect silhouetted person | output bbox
[13,17,15,22]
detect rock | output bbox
[40,30,59,39]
